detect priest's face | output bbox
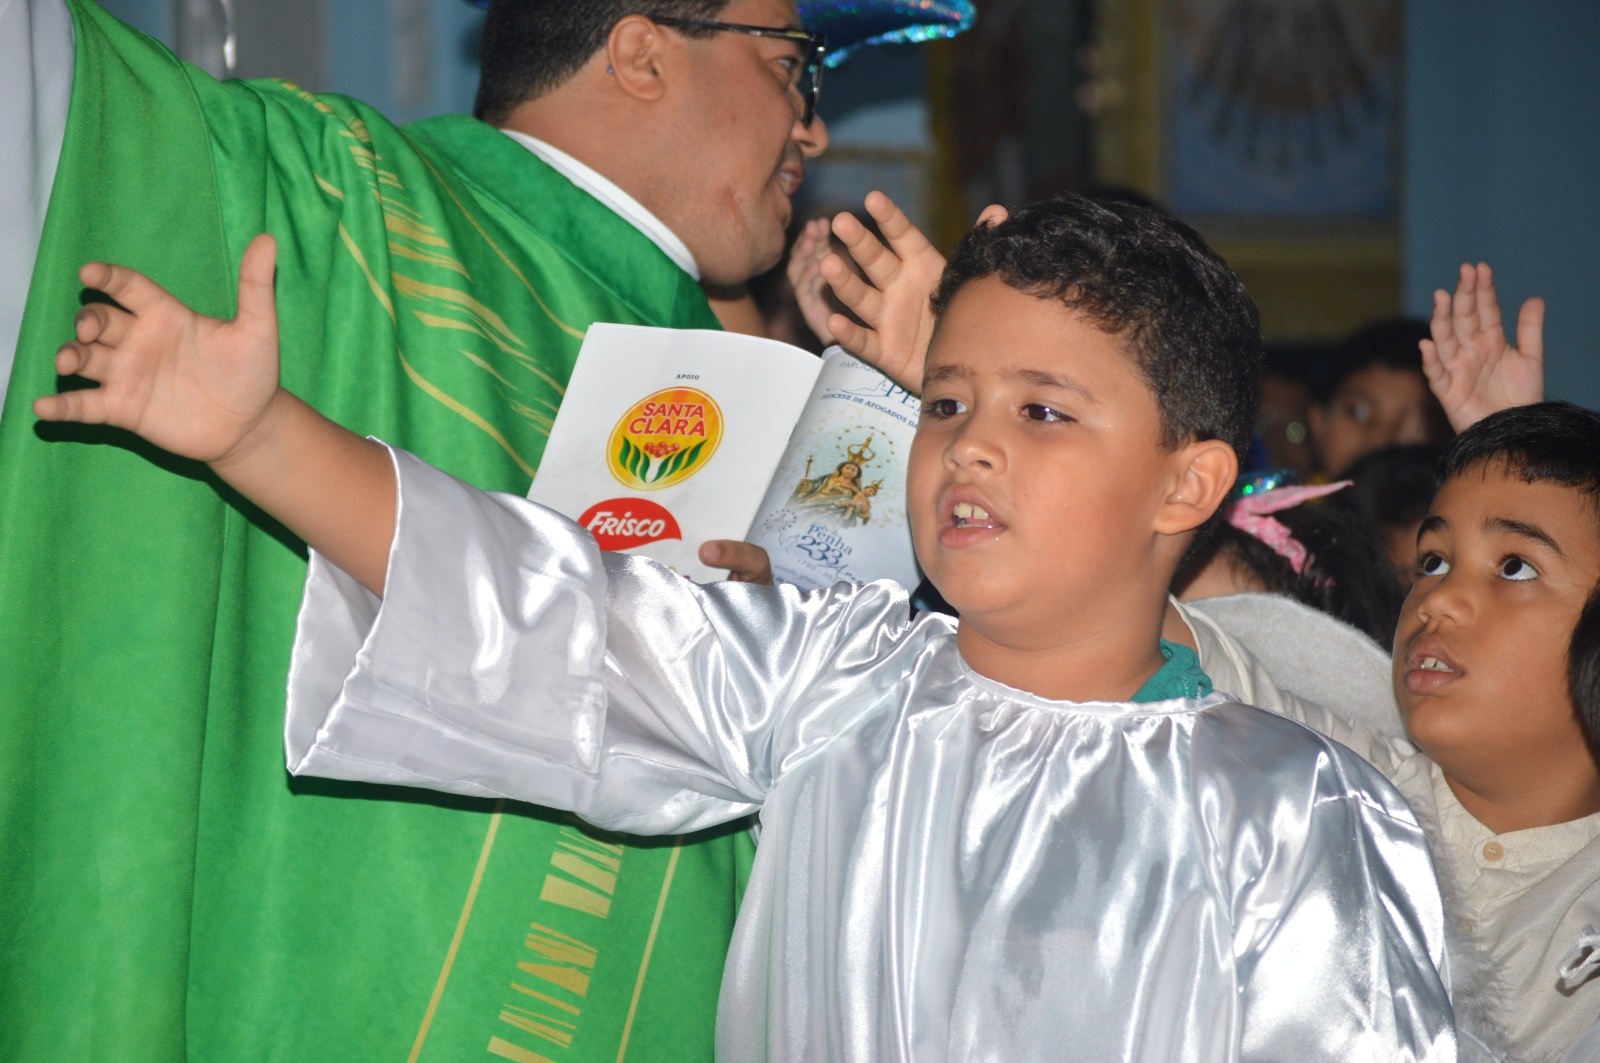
[658,0,830,285]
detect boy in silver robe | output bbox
[36,195,1456,1060]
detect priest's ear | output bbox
[1153,438,1238,537]
[605,16,671,105]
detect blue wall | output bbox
[1404,1,1600,408]
[100,0,483,121]
[325,0,481,123]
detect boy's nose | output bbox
[944,416,1003,472]
[1412,573,1469,626]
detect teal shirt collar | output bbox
[1131,640,1212,703]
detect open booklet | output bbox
[527,323,921,589]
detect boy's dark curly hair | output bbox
[1437,400,1600,510]
[931,193,1261,468]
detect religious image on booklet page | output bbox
[528,323,920,588]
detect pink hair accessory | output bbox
[1224,481,1352,575]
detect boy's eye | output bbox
[1497,556,1539,582]
[1417,551,1449,577]
[1022,404,1072,423]
[923,397,966,418]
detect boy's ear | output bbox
[1154,439,1239,536]
[605,16,670,104]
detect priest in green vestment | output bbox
[0,0,844,1058]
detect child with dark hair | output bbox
[1307,317,1453,478]
[1390,403,1600,1057]
[1245,392,1600,1059]
[1224,260,1594,1059]
[809,182,1596,1057]
[804,194,1417,742]
[35,194,1454,1059]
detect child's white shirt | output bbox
[285,446,1456,1062]
[1184,600,1600,1063]
[1177,592,1404,739]
[1424,760,1600,1063]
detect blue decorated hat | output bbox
[798,0,975,67]
[461,0,976,68]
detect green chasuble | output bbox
[0,2,753,1059]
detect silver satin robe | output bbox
[286,448,1457,1061]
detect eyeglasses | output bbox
[651,17,827,126]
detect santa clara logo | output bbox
[606,387,723,490]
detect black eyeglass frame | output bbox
[651,17,827,126]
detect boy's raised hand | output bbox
[34,233,283,464]
[1420,261,1545,432]
[817,192,950,394]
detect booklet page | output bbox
[528,323,821,581]
[745,348,921,590]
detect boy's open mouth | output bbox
[936,491,1004,546]
[1401,639,1463,695]
[952,502,992,528]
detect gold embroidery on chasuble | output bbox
[301,104,584,478]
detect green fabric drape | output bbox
[0,3,749,1059]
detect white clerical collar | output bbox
[499,129,700,280]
